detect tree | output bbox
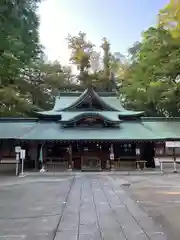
[90,51,101,73]
[121,27,180,116]
[19,60,75,112]
[0,0,42,116]
[110,52,129,81]
[128,41,142,62]
[158,0,180,38]
[0,0,41,85]
[67,32,94,85]
[101,38,111,78]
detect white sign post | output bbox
[160,159,163,173]
[136,148,140,155]
[16,153,20,176]
[173,160,177,173]
[19,149,26,177]
[15,146,21,153]
[165,141,179,173]
[173,148,178,173]
[15,146,21,176]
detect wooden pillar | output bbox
[68,144,72,170]
[34,143,39,170]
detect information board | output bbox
[166,141,180,148]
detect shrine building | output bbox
[0,85,180,171]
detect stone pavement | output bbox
[0,175,167,239]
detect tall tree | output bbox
[101,38,111,78]
[122,27,180,117]
[0,0,41,85]
[19,60,75,112]
[67,32,94,85]
[90,51,101,73]
[158,0,180,38]
[0,0,42,116]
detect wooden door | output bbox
[73,157,81,170]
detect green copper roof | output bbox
[52,89,87,111]
[18,121,162,141]
[60,111,121,123]
[60,111,143,122]
[142,118,180,139]
[53,96,78,111]
[101,96,125,111]
[0,119,37,139]
[36,87,144,117]
[101,96,144,115]
[1,118,180,141]
[38,111,121,122]
[36,110,144,120]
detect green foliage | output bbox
[0,0,41,85]
[121,27,180,116]
[0,0,42,116]
[1,0,180,118]
[67,32,94,85]
[158,0,180,38]
[101,38,111,78]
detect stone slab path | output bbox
[0,175,167,239]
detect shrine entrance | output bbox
[81,156,101,171]
[41,141,139,171]
[72,142,110,171]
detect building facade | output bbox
[0,86,180,171]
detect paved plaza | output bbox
[118,174,180,240]
[0,174,167,240]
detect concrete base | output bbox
[67,168,72,171]
[19,173,27,178]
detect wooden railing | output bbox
[0,157,17,164]
[81,156,101,171]
[111,157,147,170]
[45,157,68,170]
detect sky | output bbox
[38,0,169,65]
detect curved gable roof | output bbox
[36,87,144,117]
[60,111,121,123]
[53,96,78,111]
[63,88,126,112]
[52,90,86,111]
[101,96,125,111]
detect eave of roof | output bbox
[18,121,162,141]
[1,117,180,141]
[142,118,180,140]
[59,111,122,123]
[1,116,180,141]
[0,120,37,139]
[35,110,144,120]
